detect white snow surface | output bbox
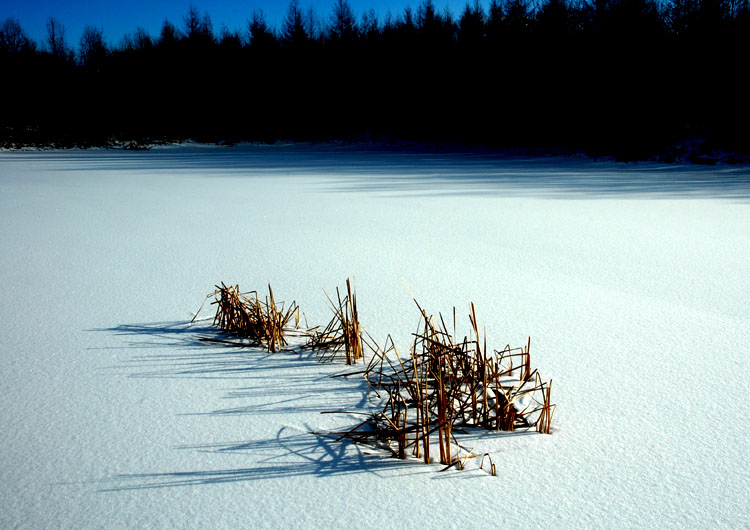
[1,143,748,529]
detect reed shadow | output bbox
[98,321,373,417]
[96,319,522,488]
[101,427,428,491]
[96,320,323,380]
[93,321,215,351]
[96,319,409,488]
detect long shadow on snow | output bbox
[95,321,215,352]
[99,321,368,409]
[97,320,401,489]
[99,321,313,379]
[101,427,429,491]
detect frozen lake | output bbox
[1,144,748,528]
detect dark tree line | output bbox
[1,0,748,160]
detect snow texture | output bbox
[1,144,748,529]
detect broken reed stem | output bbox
[479,453,497,476]
[536,379,555,434]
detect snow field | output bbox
[0,144,748,528]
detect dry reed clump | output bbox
[337,299,555,466]
[201,282,300,353]
[196,279,555,472]
[306,278,364,365]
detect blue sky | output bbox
[2,1,488,48]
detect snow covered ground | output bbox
[1,143,748,529]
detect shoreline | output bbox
[2,136,749,166]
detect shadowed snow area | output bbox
[11,143,750,199]
[1,144,748,529]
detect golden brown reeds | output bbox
[340,296,555,469]
[200,279,555,472]
[308,278,364,365]
[209,283,299,353]
[535,379,555,434]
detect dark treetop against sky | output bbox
[4,0,485,47]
